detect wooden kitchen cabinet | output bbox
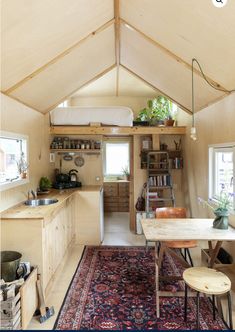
[1,195,75,295]
[43,196,75,290]
[104,182,129,212]
[74,188,104,245]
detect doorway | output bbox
[102,137,133,239]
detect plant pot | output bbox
[213,209,229,230]
[150,119,164,126]
[133,121,150,127]
[21,172,27,179]
[164,119,175,126]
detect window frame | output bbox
[103,138,130,177]
[209,142,235,213]
[0,131,29,191]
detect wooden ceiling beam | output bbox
[44,64,116,113]
[4,19,115,95]
[120,64,192,114]
[120,19,228,92]
[114,0,120,97]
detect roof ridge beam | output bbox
[4,18,115,95]
[114,0,120,97]
[120,19,227,92]
[120,64,192,114]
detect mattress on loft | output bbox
[50,106,134,127]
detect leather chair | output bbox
[155,207,197,267]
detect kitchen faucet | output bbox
[27,189,37,200]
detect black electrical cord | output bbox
[192,58,235,94]
[191,58,235,127]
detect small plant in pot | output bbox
[16,152,29,179]
[39,176,52,192]
[122,166,130,181]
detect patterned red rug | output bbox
[54,246,228,330]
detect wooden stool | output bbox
[183,267,233,330]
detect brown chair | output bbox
[155,207,197,267]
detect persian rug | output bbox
[54,246,228,330]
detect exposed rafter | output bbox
[114,0,120,97]
[4,19,115,95]
[120,64,192,114]
[120,19,228,93]
[45,64,116,113]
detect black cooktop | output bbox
[53,181,82,190]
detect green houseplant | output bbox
[135,96,176,126]
[39,176,52,192]
[122,166,130,181]
[198,186,234,229]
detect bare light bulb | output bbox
[190,127,197,141]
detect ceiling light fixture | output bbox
[190,58,235,141]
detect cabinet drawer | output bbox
[118,184,129,196]
[104,183,118,197]
[104,196,118,203]
[118,197,129,203]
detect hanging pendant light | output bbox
[190,59,197,141]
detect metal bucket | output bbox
[1,251,22,282]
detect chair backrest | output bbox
[155,207,186,218]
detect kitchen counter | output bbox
[1,186,102,220]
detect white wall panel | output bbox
[120,24,224,111]
[2,0,113,90]
[9,25,115,112]
[121,0,235,90]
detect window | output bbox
[0,131,29,190]
[209,143,235,212]
[103,140,130,176]
[58,100,68,107]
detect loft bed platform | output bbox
[50,125,187,136]
[49,107,186,136]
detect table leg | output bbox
[155,242,160,318]
[208,241,222,268]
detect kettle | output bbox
[69,169,78,182]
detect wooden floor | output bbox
[28,212,235,330]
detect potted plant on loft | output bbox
[134,96,176,126]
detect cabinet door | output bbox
[43,219,57,287]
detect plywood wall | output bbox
[0,93,51,212]
[184,93,235,257]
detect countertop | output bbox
[1,186,102,220]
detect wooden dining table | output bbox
[141,218,235,318]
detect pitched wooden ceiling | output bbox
[1,0,235,113]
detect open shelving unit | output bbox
[50,149,101,154]
[146,151,175,212]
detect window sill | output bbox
[0,178,29,192]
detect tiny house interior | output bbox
[0,0,235,330]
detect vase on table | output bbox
[213,208,229,230]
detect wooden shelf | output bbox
[50,149,101,154]
[50,126,186,136]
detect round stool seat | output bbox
[183,267,231,295]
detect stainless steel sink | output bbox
[24,198,58,206]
